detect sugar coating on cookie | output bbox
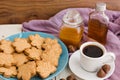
[36,61,56,78]
[0,66,17,78]
[29,34,44,49]
[13,53,28,67]
[12,38,31,52]
[25,47,42,60]
[0,39,14,54]
[17,61,36,80]
[0,53,15,67]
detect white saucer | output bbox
[69,50,115,80]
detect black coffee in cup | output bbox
[83,45,103,58]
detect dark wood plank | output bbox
[0,0,119,24]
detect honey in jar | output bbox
[59,10,84,48]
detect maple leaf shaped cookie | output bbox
[41,38,57,51]
[41,50,61,67]
[13,53,28,67]
[17,61,36,80]
[0,66,17,78]
[29,34,44,49]
[42,38,62,54]
[12,38,31,52]
[36,60,56,78]
[0,39,14,54]
[25,47,42,60]
[0,53,15,67]
[41,39,62,67]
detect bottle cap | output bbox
[63,9,83,26]
[96,2,106,11]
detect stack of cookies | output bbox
[0,34,62,80]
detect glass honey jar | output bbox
[59,10,84,49]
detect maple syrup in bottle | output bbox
[88,2,109,44]
[59,10,84,48]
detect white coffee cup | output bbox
[80,42,115,72]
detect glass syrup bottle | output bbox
[88,2,109,44]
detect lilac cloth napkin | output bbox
[22,8,120,80]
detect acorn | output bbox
[97,68,106,78]
[68,45,77,53]
[102,64,111,74]
[67,74,77,80]
[60,78,65,80]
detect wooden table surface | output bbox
[0,24,82,80]
[0,0,119,24]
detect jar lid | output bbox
[96,2,106,11]
[63,9,83,26]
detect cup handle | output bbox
[103,52,116,64]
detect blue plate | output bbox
[0,32,68,80]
